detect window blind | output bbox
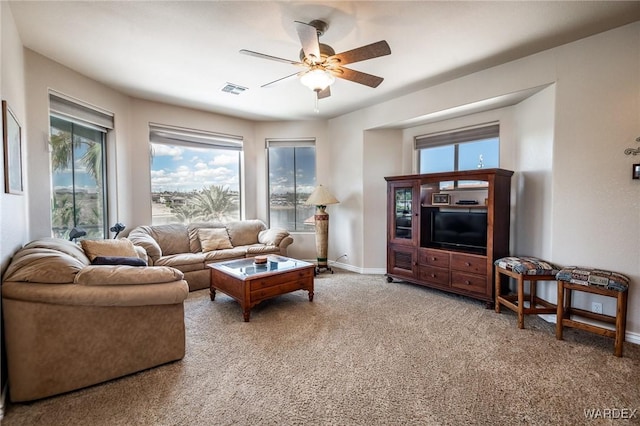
[49,93,114,131]
[415,123,499,149]
[149,123,243,151]
[266,138,315,148]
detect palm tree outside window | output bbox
[50,116,107,239]
[149,124,243,225]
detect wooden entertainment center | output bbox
[385,168,513,305]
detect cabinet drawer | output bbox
[451,271,487,295]
[249,268,313,291]
[451,253,487,274]
[418,248,450,268]
[419,266,449,287]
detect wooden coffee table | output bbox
[208,256,315,322]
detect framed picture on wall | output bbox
[2,100,23,195]
[633,164,640,180]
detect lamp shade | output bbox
[300,68,335,92]
[305,185,339,206]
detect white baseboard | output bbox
[537,313,640,345]
[328,261,385,275]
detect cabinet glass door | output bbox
[394,187,413,240]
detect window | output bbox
[49,94,112,239]
[149,124,242,225]
[416,124,499,174]
[267,139,316,231]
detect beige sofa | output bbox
[127,219,293,291]
[1,238,189,402]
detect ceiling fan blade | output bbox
[328,41,391,66]
[332,66,384,88]
[240,49,303,66]
[294,21,321,63]
[261,71,304,88]
[317,86,331,99]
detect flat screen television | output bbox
[429,210,487,252]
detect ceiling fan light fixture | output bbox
[300,67,335,92]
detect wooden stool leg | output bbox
[564,286,572,317]
[517,275,525,329]
[556,281,565,340]
[494,265,501,313]
[614,291,628,357]
[530,281,537,306]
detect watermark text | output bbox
[584,408,638,420]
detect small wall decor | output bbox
[2,100,23,194]
[633,164,640,180]
[624,136,640,156]
[431,193,450,206]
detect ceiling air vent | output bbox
[221,83,248,95]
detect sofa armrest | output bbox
[2,279,189,307]
[127,230,162,264]
[279,235,294,255]
[134,245,148,263]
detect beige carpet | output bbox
[3,270,640,425]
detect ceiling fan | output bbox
[240,19,391,102]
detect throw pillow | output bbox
[91,256,147,267]
[80,239,138,262]
[199,228,233,252]
[258,228,289,246]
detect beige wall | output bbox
[0,2,27,271]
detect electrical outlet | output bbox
[592,302,603,314]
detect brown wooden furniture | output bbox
[494,257,560,329]
[385,169,513,305]
[556,267,630,357]
[208,256,314,322]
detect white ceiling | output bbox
[9,1,640,122]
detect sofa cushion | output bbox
[187,222,226,253]
[154,253,206,273]
[3,247,86,284]
[203,248,248,262]
[148,224,190,256]
[91,256,147,267]
[244,244,282,255]
[81,239,138,262]
[23,238,91,265]
[226,219,266,247]
[258,228,289,246]
[556,267,630,292]
[74,265,184,286]
[2,280,189,307]
[198,228,233,252]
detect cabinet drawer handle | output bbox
[465,280,471,285]
[430,273,436,278]
[465,262,471,267]
[431,257,437,261]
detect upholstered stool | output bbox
[495,256,561,329]
[556,267,629,357]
